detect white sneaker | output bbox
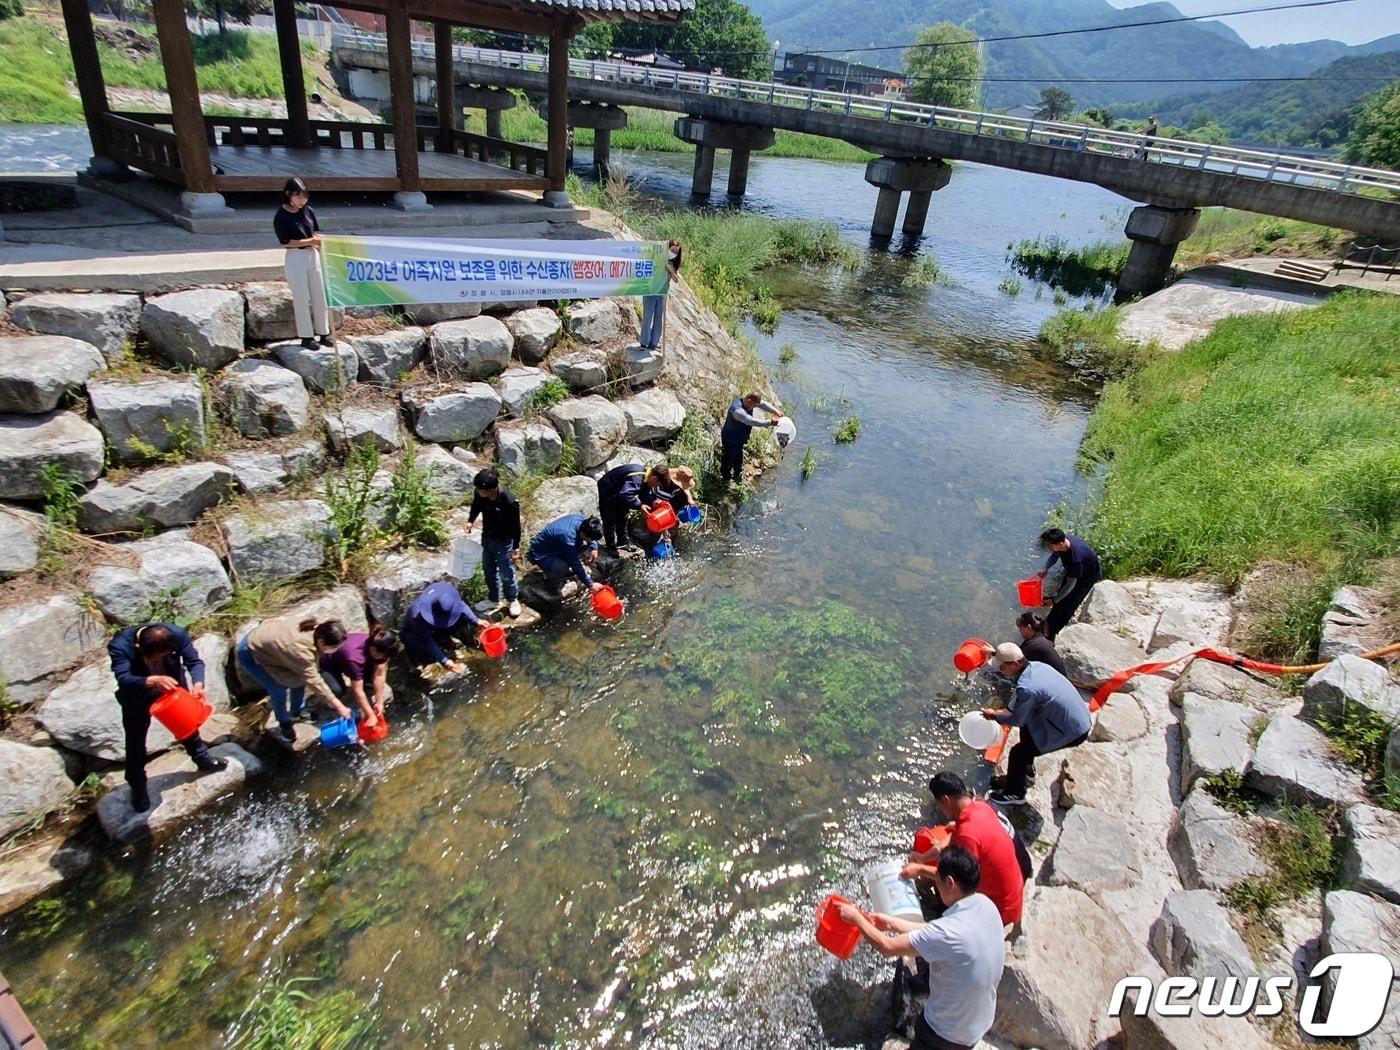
[507,599,522,617]
[473,599,500,614]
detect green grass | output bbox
[1081,292,1400,609]
[229,978,380,1050]
[834,416,861,443]
[1224,804,1337,937]
[1313,701,1400,809]
[1036,305,1150,382]
[1178,207,1351,265]
[0,17,81,122]
[1010,235,1130,298]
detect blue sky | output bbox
[1105,0,1400,46]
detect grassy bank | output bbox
[1079,292,1399,659]
[1036,305,1148,381]
[1010,235,1128,298]
[1177,208,1352,265]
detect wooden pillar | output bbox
[546,28,569,195]
[58,0,110,158]
[150,0,215,193]
[433,21,456,153]
[385,4,423,201]
[273,0,310,148]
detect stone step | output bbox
[1273,259,1330,281]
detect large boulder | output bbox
[77,461,234,534]
[496,421,563,475]
[1045,805,1140,893]
[325,406,403,453]
[588,444,665,480]
[1148,597,1233,652]
[364,547,456,625]
[566,298,621,343]
[1179,693,1264,789]
[995,885,1139,1050]
[415,444,477,506]
[1247,706,1366,807]
[547,396,627,469]
[88,536,231,625]
[222,499,334,583]
[497,366,553,417]
[0,507,44,579]
[87,376,206,467]
[1056,622,1149,690]
[0,739,74,838]
[429,316,513,379]
[0,410,105,499]
[242,282,298,342]
[1301,654,1400,725]
[0,836,93,917]
[529,476,599,525]
[194,632,232,713]
[1079,578,1142,629]
[620,345,663,386]
[618,387,685,444]
[1340,804,1400,904]
[1151,890,1255,980]
[504,307,562,363]
[0,336,105,414]
[402,301,481,325]
[0,595,106,708]
[1321,890,1400,1050]
[347,327,427,384]
[1170,657,1283,709]
[10,291,141,361]
[1088,692,1148,743]
[220,359,310,437]
[1168,784,1269,892]
[270,340,359,393]
[552,351,608,392]
[1319,584,1388,661]
[97,743,263,845]
[220,440,326,496]
[1116,980,1273,1050]
[141,288,244,370]
[404,384,501,442]
[38,660,176,760]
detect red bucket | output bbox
[480,624,508,659]
[149,687,212,741]
[1017,575,1044,607]
[912,825,952,855]
[815,894,862,959]
[591,585,624,620]
[646,504,678,533]
[358,717,389,743]
[954,638,991,673]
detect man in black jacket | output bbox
[597,462,670,553]
[108,623,226,813]
[465,468,523,617]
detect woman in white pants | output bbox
[274,177,332,350]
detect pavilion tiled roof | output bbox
[521,0,695,13]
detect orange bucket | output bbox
[591,585,624,620]
[815,894,862,959]
[954,638,991,673]
[1017,575,1044,607]
[358,717,389,743]
[913,825,952,855]
[645,503,678,533]
[480,624,508,658]
[149,687,212,741]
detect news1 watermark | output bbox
[1108,952,1396,1037]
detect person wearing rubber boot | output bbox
[1038,527,1101,640]
[108,623,227,813]
[720,392,783,486]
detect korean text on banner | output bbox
[321,236,670,309]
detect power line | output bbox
[899,74,1397,84]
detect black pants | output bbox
[1005,729,1089,796]
[598,495,630,549]
[1045,574,1099,639]
[404,629,471,667]
[912,1014,974,1050]
[720,441,745,483]
[121,699,211,792]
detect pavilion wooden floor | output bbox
[209,145,551,194]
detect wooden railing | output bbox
[417,128,548,175]
[102,113,183,183]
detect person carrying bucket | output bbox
[108,623,228,813]
[238,615,355,743]
[527,514,606,597]
[981,642,1091,807]
[719,392,783,486]
[400,581,484,676]
[1037,528,1101,640]
[596,462,662,554]
[837,846,1005,1050]
[464,468,523,618]
[319,627,400,729]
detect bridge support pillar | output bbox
[538,100,628,177]
[864,157,952,241]
[674,117,775,200]
[594,128,612,178]
[1118,205,1201,296]
[459,86,515,143]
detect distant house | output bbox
[1006,104,1040,120]
[777,52,903,96]
[626,51,685,70]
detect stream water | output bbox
[0,132,1129,1047]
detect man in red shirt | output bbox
[904,771,1026,928]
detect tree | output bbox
[904,22,983,110]
[1082,107,1114,128]
[610,0,769,79]
[1037,86,1073,121]
[1345,82,1400,170]
[0,0,23,21]
[187,0,264,37]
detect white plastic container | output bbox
[864,860,924,924]
[774,416,796,449]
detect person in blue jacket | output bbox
[108,623,227,813]
[720,392,783,486]
[527,513,606,594]
[1038,528,1102,640]
[400,581,483,675]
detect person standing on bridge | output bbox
[1136,116,1158,161]
[275,176,334,351]
[640,240,682,351]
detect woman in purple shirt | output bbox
[319,627,400,729]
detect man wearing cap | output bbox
[981,641,1091,806]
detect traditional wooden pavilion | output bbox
[58,0,693,214]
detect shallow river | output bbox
[0,132,1128,1047]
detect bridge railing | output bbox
[331,29,1400,198]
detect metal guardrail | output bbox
[331,27,1400,199]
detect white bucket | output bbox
[774,416,796,449]
[864,860,924,924]
[959,711,1001,750]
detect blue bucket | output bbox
[652,541,675,560]
[677,504,702,525]
[320,716,359,749]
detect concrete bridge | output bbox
[331,30,1400,293]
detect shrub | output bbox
[1010,235,1129,298]
[323,441,382,573]
[834,417,861,443]
[384,443,448,549]
[523,376,569,417]
[1036,306,1150,382]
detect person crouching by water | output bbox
[640,239,682,351]
[319,627,399,730]
[109,623,228,813]
[527,513,606,598]
[275,177,333,351]
[597,463,675,554]
[400,581,483,677]
[464,468,522,618]
[981,642,1091,807]
[839,845,1005,1050]
[238,615,355,743]
[1014,610,1067,677]
[720,392,783,486]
